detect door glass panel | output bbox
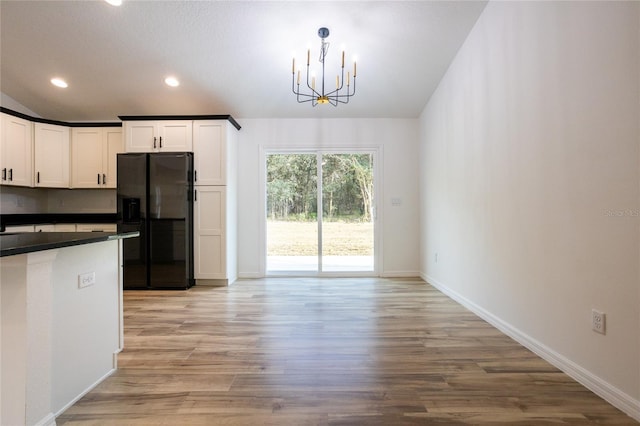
[266,154,318,272]
[321,154,374,272]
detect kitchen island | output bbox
[1,231,138,426]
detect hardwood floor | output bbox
[57,278,637,425]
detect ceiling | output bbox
[0,1,487,122]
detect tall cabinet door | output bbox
[34,123,69,188]
[194,186,226,279]
[103,128,123,188]
[193,121,225,185]
[71,128,103,188]
[1,113,33,187]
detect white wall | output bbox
[419,1,640,419]
[236,118,420,278]
[1,93,40,117]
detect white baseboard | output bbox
[379,270,422,278]
[35,412,56,426]
[423,273,640,422]
[54,368,116,419]
[237,272,263,279]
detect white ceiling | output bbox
[0,1,487,122]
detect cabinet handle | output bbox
[194,170,197,182]
[9,169,13,181]
[37,171,40,184]
[2,168,6,181]
[159,136,163,148]
[98,173,101,185]
[103,174,106,185]
[194,189,197,202]
[153,137,157,149]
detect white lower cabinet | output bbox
[76,223,116,232]
[34,224,78,232]
[2,225,35,233]
[194,186,230,281]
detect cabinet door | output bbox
[54,224,76,232]
[34,123,70,188]
[193,121,225,185]
[103,128,123,188]
[194,186,226,279]
[76,223,117,232]
[71,128,103,188]
[158,121,192,151]
[1,113,33,187]
[124,121,157,152]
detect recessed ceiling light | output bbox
[51,78,68,88]
[105,0,122,6]
[164,76,180,87]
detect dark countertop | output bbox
[0,213,118,232]
[0,231,138,257]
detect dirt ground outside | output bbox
[267,220,373,256]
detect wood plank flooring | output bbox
[56,277,637,425]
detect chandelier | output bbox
[291,27,357,107]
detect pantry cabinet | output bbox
[71,127,123,188]
[0,112,33,187]
[123,120,192,153]
[34,123,70,188]
[192,120,238,284]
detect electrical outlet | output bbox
[592,309,606,335]
[78,272,96,289]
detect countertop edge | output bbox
[0,231,139,258]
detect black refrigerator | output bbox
[117,152,194,289]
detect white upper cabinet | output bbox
[193,121,227,186]
[0,113,33,187]
[34,123,70,188]
[123,120,192,152]
[71,127,123,188]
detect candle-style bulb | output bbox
[347,71,350,86]
[297,70,301,85]
[336,75,339,89]
[354,62,357,78]
[341,51,345,68]
[307,49,310,66]
[292,58,295,74]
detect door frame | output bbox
[260,147,382,277]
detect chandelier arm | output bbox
[305,64,321,97]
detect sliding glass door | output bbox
[266,151,375,275]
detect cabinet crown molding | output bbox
[1,107,121,127]
[119,115,241,131]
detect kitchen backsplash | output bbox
[0,187,116,214]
